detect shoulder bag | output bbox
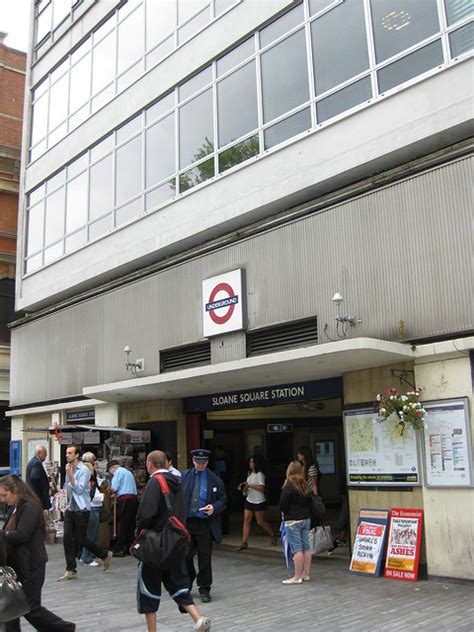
[0,566,30,623]
[130,474,191,569]
[309,493,326,528]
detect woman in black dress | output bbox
[0,475,75,632]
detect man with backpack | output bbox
[136,450,211,632]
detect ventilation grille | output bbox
[160,341,211,373]
[247,317,318,357]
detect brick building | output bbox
[0,31,26,471]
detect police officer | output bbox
[181,449,227,603]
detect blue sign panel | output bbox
[184,378,342,412]
[10,440,21,475]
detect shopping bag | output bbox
[0,566,30,623]
[311,525,333,555]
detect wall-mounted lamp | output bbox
[330,292,361,340]
[123,345,144,376]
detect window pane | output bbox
[31,93,48,145]
[26,254,43,274]
[66,172,88,233]
[44,188,65,245]
[178,7,209,44]
[117,115,142,144]
[260,4,304,48]
[146,113,176,186]
[65,228,87,253]
[217,61,257,147]
[115,197,142,226]
[179,67,212,101]
[218,135,259,173]
[370,0,440,63]
[29,184,46,206]
[70,53,91,112]
[178,0,208,24]
[52,0,70,28]
[311,0,369,95]
[118,6,144,74]
[377,40,443,93]
[261,29,309,123]
[145,180,175,210]
[90,135,114,162]
[449,22,474,57]
[445,0,473,25]
[89,214,112,240]
[116,135,143,205]
[309,0,339,16]
[44,241,63,263]
[215,0,236,14]
[27,202,45,255]
[146,93,174,124]
[90,154,113,220]
[316,76,372,123]
[264,108,311,150]
[37,3,52,42]
[67,153,88,179]
[92,31,116,94]
[217,38,254,77]
[179,88,213,168]
[146,0,175,49]
[47,170,65,193]
[179,158,214,192]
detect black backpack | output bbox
[130,474,191,569]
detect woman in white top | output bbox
[237,455,278,550]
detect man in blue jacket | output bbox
[181,449,226,603]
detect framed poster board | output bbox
[422,398,473,487]
[343,408,420,486]
[315,440,336,474]
[384,508,423,582]
[349,509,389,576]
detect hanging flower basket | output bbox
[375,387,426,434]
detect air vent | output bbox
[247,317,318,357]
[160,341,211,373]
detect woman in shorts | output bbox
[237,455,278,550]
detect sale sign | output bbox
[384,508,423,582]
[349,509,389,577]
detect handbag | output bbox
[130,474,190,569]
[309,493,326,528]
[0,566,31,623]
[310,525,333,555]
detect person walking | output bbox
[59,445,112,581]
[0,475,76,631]
[165,451,181,477]
[25,444,51,514]
[181,449,226,603]
[237,455,278,550]
[107,460,139,557]
[279,460,312,585]
[80,452,104,567]
[136,450,211,632]
[296,446,320,496]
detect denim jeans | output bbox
[285,518,311,554]
[80,506,102,563]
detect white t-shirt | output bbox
[246,471,266,504]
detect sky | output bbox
[0,0,31,52]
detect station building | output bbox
[7,0,474,579]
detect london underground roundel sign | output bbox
[202,269,244,337]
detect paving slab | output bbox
[19,543,473,632]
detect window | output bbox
[116,135,142,205]
[377,39,443,93]
[89,154,113,220]
[449,22,474,57]
[179,88,214,168]
[217,61,258,147]
[316,77,372,123]
[146,114,176,187]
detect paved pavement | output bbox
[20,543,473,632]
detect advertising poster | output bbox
[343,408,420,485]
[349,509,389,576]
[384,508,423,582]
[423,399,473,487]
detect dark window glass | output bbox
[316,76,372,123]
[218,135,259,172]
[370,0,440,63]
[264,108,311,149]
[377,39,443,93]
[311,0,369,95]
[217,61,258,147]
[0,280,15,344]
[179,158,214,192]
[449,22,474,57]
[261,29,309,123]
[179,88,214,168]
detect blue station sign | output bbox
[184,377,342,412]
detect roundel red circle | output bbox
[208,282,235,325]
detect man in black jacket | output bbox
[26,445,51,512]
[136,450,211,632]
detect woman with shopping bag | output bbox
[278,461,312,585]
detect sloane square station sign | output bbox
[184,378,343,412]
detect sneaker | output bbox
[194,617,211,631]
[200,591,212,603]
[282,578,303,585]
[58,570,77,582]
[102,550,113,572]
[84,560,99,567]
[237,542,248,551]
